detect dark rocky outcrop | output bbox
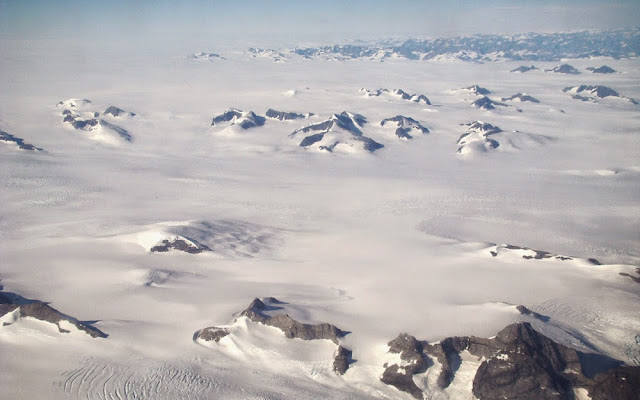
[0,289,106,338]
[291,112,383,153]
[588,366,640,400]
[239,298,345,344]
[501,93,540,103]
[563,85,620,98]
[150,238,211,254]
[457,121,503,154]
[490,244,601,264]
[360,88,430,105]
[546,64,580,74]
[464,85,491,95]
[619,267,640,284]
[62,110,132,141]
[516,305,550,322]
[194,326,229,342]
[333,345,353,375]
[0,130,42,151]
[103,106,135,117]
[189,52,226,60]
[265,109,313,121]
[586,65,616,74]
[380,116,429,139]
[393,89,431,105]
[510,65,538,73]
[380,322,640,399]
[211,109,266,129]
[381,333,429,399]
[471,96,509,110]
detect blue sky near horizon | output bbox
[1,0,639,42]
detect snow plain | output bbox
[1,38,639,399]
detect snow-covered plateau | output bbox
[1,35,639,399]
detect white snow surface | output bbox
[0,39,639,399]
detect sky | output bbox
[1,0,639,44]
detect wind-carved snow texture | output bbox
[0,289,106,338]
[380,322,640,400]
[136,220,278,257]
[360,88,431,105]
[56,358,220,400]
[0,129,42,151]
[562,85,638,104]
[290,111,384,153]
[58,99,133,143]
[380,116,429,139]
[210,108,266,130]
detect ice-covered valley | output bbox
[1,36,639,399]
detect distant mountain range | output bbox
[292,29,640,62]
[193,29,639,63]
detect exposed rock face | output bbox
[360,88,430,105]
[563,85,637,104]
[510,65,537,73]
[333,345,352,375]
[489,244,601,264]
[62,109,132,142]
[546,64,580,74]
[470,323,582,399]
[57,98,92,108]
[189,52,226,60]
[457,121,502,154]
[194,327,229,342]
[0,130,42,151]
[247,48,286,62]
[265,109,313,121]
[211,109,266,129]
[586,65,616,74]
[471,96,509,110]
[290,112,383,153]
[381,333,429,399]
[588,366,640,400]
[380,116,429,139]
[149,238,211,254]
[464,85,491,95]
[619,267,640,284]
[380,322,640,399]
[516,305,550,322]
[0,290,106,338]
[563,85,620,98]
[239,298,345,344]
[103,106,135,117]
[392,89,431,105]
[501,93,540,103]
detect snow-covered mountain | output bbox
[290,111,384,153]
[563,85,638,104]
[292,29,640,62]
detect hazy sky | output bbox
[1,0,639,43]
